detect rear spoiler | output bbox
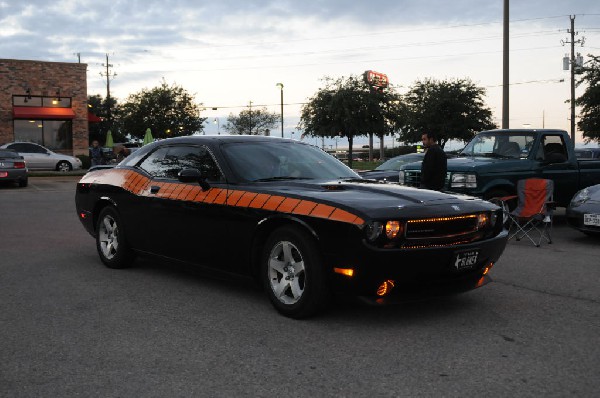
[88,165,116,172]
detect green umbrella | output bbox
[143,128,154,146]
[105,130,114,148]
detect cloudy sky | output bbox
[2,0,599,147]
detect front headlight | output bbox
[570,188,590,207]
[451,173,477,188]
[365,220,405,243]
[365,221,383,242]
[398,171,405,185]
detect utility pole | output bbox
[562,15,585,146]
[248,101,253,135]
[502,0,509,129]
[100,53,117,125]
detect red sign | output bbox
[364,70,389,88]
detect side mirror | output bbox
[178,168,210,191]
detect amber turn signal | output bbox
[482,262,494,275]
[334,267,354,277]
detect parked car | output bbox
[75,136,508,318]
[566,184,600,236]
[358,153,424,182]
[575,148,600,160]
[113,142,141,153]
[398,129,600,207]
[0,142,82,172]
[0,148,27,187]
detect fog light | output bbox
[376,280,395,296]
[482,262,494,275]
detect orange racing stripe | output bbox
[94,169,364,225]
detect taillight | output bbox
[14,161,25,169]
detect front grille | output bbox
[406,215,478,239]
[404,170,421,187]
[403,170,450,188]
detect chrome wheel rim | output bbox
[98,214,119,260]
[268,240,306,305]
[58,162,70,172]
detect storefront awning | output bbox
[13,106,76,120]
[88,112,102,123]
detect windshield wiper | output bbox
[253,176,311,182]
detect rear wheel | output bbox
[56,161,72,172]
[96,206,135,269]
[18,178,28,187]
[262,226,329,319]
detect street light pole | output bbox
[213,118,220,135]
[276,83,284,138]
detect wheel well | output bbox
[484,185,514,200]
[249,217,319,280]
[56,160,71,170]
[92,199,115,232]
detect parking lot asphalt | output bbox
[0,176,599,397]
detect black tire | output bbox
[96,206,136,269]
[261,225,329,319]
[18,178,28,187]
[56,161,72,172]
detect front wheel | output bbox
[262,226,330,319]
[96,206,135,269]
[56,161,72,172]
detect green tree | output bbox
[400,78,496,148]
[116,80,205,140]
[87,94,119,144]
[577,54,600,143]
[223,106,278,135]
[299,75,406,167]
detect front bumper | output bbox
[566,205,600,234]
[329,230,508,299]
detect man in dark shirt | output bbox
[420,132,447,191]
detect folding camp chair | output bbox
[491,179,556,247]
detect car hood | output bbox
[256,179,494,220]
[356,170,399,181]
[401,156,528,173]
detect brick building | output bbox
[0,59,89,156]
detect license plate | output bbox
[584,213,600,226]
[453,250,479,271]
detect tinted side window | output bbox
[139,145,223,181]
[15,143,46,153]
[9,143,30,152]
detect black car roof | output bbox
[151,135,300,144]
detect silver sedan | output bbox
[0,142,82,172]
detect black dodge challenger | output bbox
[76,135,508,318]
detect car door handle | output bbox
[150,185,161,194]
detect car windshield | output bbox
[460,131,537,159]
[221,141,360,182]
[375,154,422,171]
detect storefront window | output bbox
[13,120,72,151]
[13,96,42,107]
[42,97,72,108]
